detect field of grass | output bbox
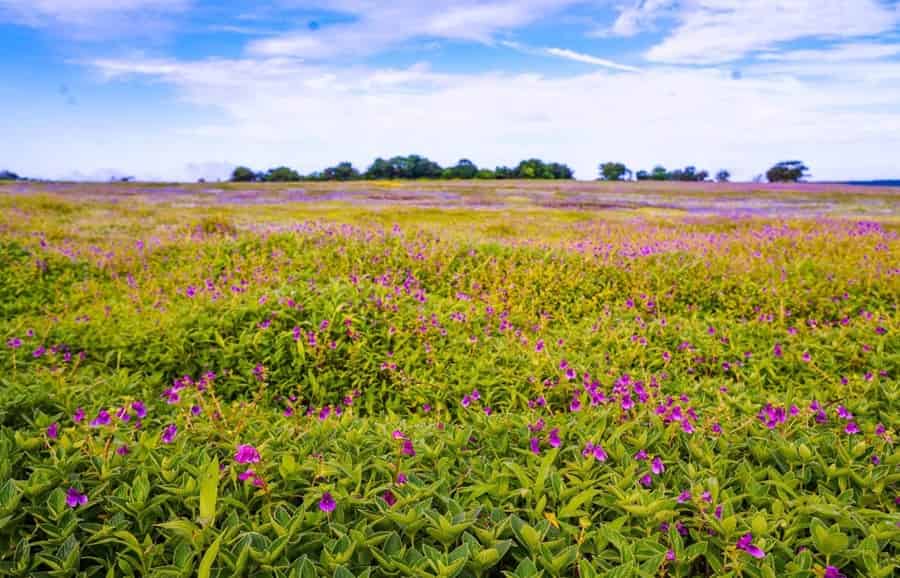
[0,181,897,577]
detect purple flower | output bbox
[401,439,416,457]
[715,505,723,519]
[845,422,860,435]
[234,444,261,464]
[6,337,21,349]
[677,490,691,503]
[471,389,480,401]
[634,449,648,461]
[32,346,46,358]
[548,428,561,448]
[396,472,408,485]
[592,444,608,462]
[73,408,85,423]
[161,424,177,444]
[382,490,397,507]
[319,492,336,513]
[530,437,541,455]
[191,405,202,416]
[823,566,846,578]
[639,474,652,487]
[871,455,880,465]
[66,487,88,508]
[736,534,765,558]
[131,401,147,419]
[89,409,111,427]
[47,422,59,439]
[665,550,675,561]
[461,395,472,408]
[836,406,853,420]
[116,445,129,455]
[422,404,432,413]
[651,457,665,475]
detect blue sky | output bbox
[2,0,900,181]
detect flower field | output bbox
[0,181,897,577]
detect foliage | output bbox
[230,167,256,182]
[0,190,896,577]
[766,161,809,183]
[598,163,631,181]
[715,170,731,183]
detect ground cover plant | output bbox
[0,181,897,577]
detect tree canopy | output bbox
[766,161,809,183]
[598,162,631,181]
[0,170,21,180]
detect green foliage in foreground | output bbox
[0,193,897,577]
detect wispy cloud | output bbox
[545,47,640,71]
[248,0,581,59]
[0,0,189,34]
[605,0,900,64]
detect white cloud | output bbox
[606,1,900,63]
[545,47,641,71]
[78,53,900,181]
[249,0,581,58]
[0,0,188,29]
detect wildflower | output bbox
[396,472,408,485]
[33,346,46,358]
[66,487,88,508]
[401,439,415,456]
[6,337,21,348]
[73,408,85,423]
[238,469,263,486]
[711,423,723,434]
[634,449,648,461]
[701,491,712,503]
[593,444,608,462]
[422,403,432,413]
[836,406,853,420]
[234,444,261,464]
[548,428,561,448]
[382,490,397,507]
[116,445,129,455]
[802,351,811,362]
[677,490,692,503]
[319,492,336,513]
[652,456,665,475]
[640,474,652,487]
[461,395,472,408]
[47,422,59,439]
[471,389,480,401]
[161,424,177,444]
[773,343,783,358]
[665,550,675,561]
[844,422,860,435]
[132,401,147,419]
[715,505,723,519]
[191,405,202,416]
[736,534,765,558]
[530,437,540,454]
[824,566,846,578]
[871,455,880,465]
[483,406,492,415]
[89,409,111,427]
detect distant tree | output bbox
[263,166,301,182]
[650,166,669,181]
[695,169,709,182]
[230,166,256,182]
[766,160,809,183]
[322,162,360,181]
[0,170,20,180]
[445,159,478,179]
[494,166,515,179]
[598,162,630,181]
[475,168,496,179]
[635,170,650,181]
[715,170,731,182]
[365,157,394,179]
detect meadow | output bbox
[0,180,897,577]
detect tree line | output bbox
[233,157,811,183]
[230,156,574,182]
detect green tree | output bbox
[322,162,360,181]
[716,170,731,182]
[230,166,256,182]
[650,166,669,181]
[766,161,809,182]
[599,162,630,181]
[263,166,301,182]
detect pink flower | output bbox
[234,444,261,464]
[47,422,59,439]
[161,424,177,444]
[382,490,397,507]
[530,437,540,454]
[401,439,415,456]
[845,422,860,435]
[66,487,88,508]
[651,457,665,475]
[736,534,765,558]
[319,492,336,513]
[824,566,846,578]
[73,408,85,423]
[548,428,561,448]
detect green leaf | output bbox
[197,533,223,578]
[199,458,219,527]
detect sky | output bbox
[1,0,900,182]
